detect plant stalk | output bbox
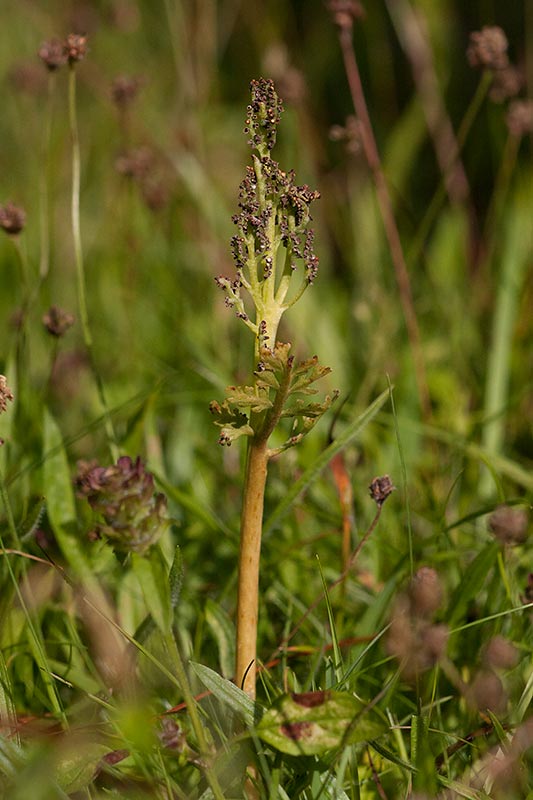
[68,66,119,461]
[235,438,269,698]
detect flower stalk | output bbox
[211,79,337,697]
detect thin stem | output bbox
[39,72,55,281]
[164,633,226,800]
[407,70,492,269]
[68,66,119,461]
[235,439,269,698]
[337,24,431,419]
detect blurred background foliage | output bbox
[0,1,531,794]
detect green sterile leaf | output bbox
[168,545,183,609]
[205,599,236,679]
[132,548,171,634]
[190,662,256,726]
[209,399,254,445]
[54,743,108,794]
[256,691,385,756]
[43,409,76,527]
[447,541,500,625]
[225,384,272,413]
[265,388,390,534]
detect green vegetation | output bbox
[0,2,531,798]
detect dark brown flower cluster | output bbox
[42,305,75,338]
[467,27,522,103]
[489,504,529,545]
[225,80,320,300]
[244,77,284,153]
[0,202,26,235]
[75,456,168,554]
[38,34,88,72]
[369,475,395,507]
[111,75,142,109]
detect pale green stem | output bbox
[68,66,119,461]
[39,72,55,281]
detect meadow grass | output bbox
[0,2,531,798]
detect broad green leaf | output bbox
[43,409,76,528]
[256,690,385,756]
[132,548,171,634]
[447,541,500,625]
[54,743,108,794]
[205,599,235,679]
[43,409,92,580]
[190,662,256,726]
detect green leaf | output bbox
[54,743,108,794]
[256,690,385,756]
[132,548,172,634]
[169,545,183,609]
[205,599,235,679]
[43,409,92,580]
[265,388,390,534]
[190,662,256,726]
[43,409,76,528]
[447,541,500,625]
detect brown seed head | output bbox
[489,63,523,103]
[489,504,529,545]
[111,75,142,108]
[409,567,443,617]
[467,26,509,71]
[369,474,395,506]
[483,636,519,670]
[0,376,14,414]
[327,0,365,31]
[43,306,75,338]
[467,670,507,713]
[64,33,88,65]
[0,202,26,235]
[38,38,68,71]
[506,100,533,138]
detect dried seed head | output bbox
[506,100,533,138]
[111,75,142,108]
[488,504,529,545]
[329,115,362,155]
[467,26,509,71]
[369,474,395,506]
[0,376,14,414]
[483,636,519,671]
[327,0,365,30]
[64,33,88,65]
[43,305,75,338]
[38,38,68,71]
[0,202,26,235]
[467,670,507,713]
[387,597,448,680]
[408,567,443,618]
[75,456,168,554]
[489,63,523,103]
